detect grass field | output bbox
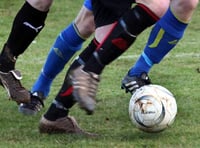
[0,1,200,148]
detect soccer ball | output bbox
[129,84,177,133]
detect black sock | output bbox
[83,4,158,74]
[0,44,16,72]
[68,38,100,71]
[83,53,105,75]
[73,38,102,74]
[44,101,69,121]
[79,38,99,62]
[6,1,48,56]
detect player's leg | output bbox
[19,0,95,115]
[121,0,198,94]
[38,0,98,135]
[71,0,166,114]
[31,3,94,98]
[38,38,100,134]
[0,0,53,104]
[38,0,135,132]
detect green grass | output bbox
[0,1,200,147]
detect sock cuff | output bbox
[59,23,85,51]
[158,8,188,38]
[23,1,48,25]
[72,22,86,40]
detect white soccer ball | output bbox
[129,84,177,133]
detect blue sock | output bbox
[32,23,85,97]
[128,8,188,77]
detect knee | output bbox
[76,17,95,39]
[170,0,198,22]
[74,7,95,39]
[181,0,199,11]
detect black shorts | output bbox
[92,0,134,28]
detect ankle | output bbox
[0,44,16,72]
